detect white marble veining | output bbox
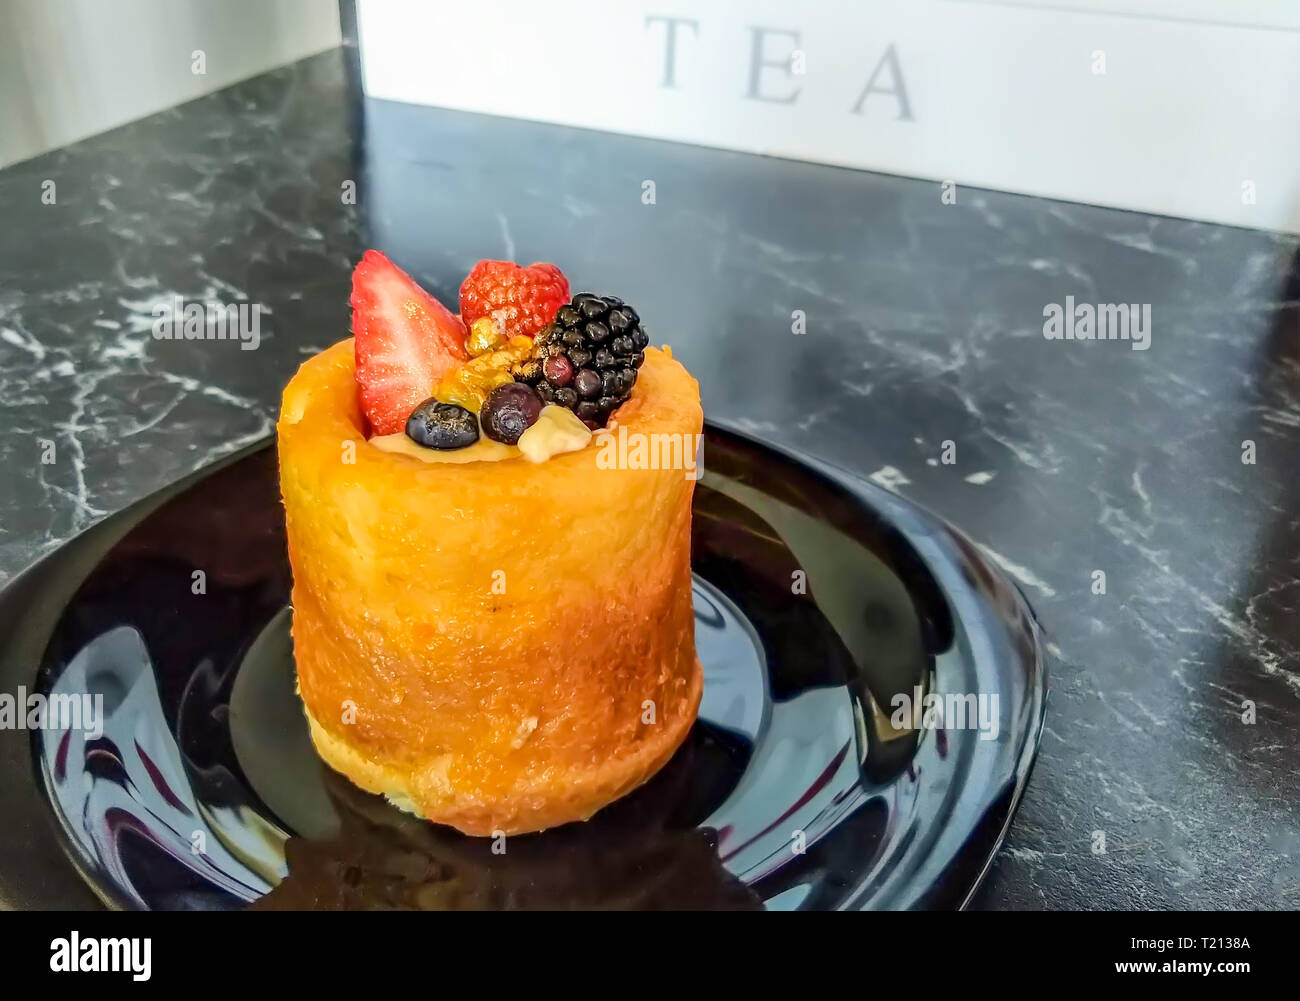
[0,48,1298,909]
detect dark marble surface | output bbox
[1,48,1297,910]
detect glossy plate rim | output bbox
[0,419,1048,911]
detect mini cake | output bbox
[277,252,703,835]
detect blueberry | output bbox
[554,387,579,408]
[543,354,574,386]
[631,328,648,350]
[585,320,610,343]
[608,310,630,334]
[568,347,592,368]
[480,382,543,445]
[556,305,581,327]
[405,399,480,450]
[574,368,602,399]
[611,334,633,355]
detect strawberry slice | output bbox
[350,250,469,435]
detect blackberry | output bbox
[512,293,648,428]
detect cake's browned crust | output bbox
[277,340,703,835]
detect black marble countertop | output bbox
[2,48,1297,909]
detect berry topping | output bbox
[573,368,601,398]
[459,260,570,341]
[351,250,469,435]
[480,381,543,445]
[514,293,647,429]
[543,354,574,386]
[406,399,480,450]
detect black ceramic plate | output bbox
[0,424,1045,910]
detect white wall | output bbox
[0,0,341,168]
[358,0,1300,233]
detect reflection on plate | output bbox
[8,424,1046,909]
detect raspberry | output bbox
[459,260,570,341]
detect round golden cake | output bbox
[277,338,703,835]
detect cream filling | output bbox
[370,432,519,463]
